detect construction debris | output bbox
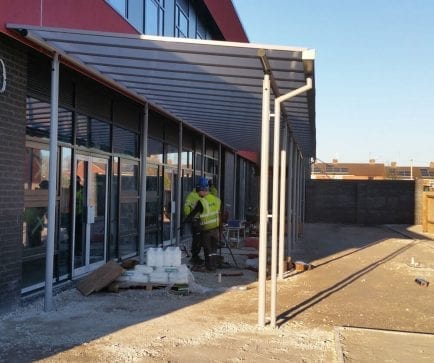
[77,260,124,296]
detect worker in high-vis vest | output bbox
[183,176,221,271]
[183,183,202,265]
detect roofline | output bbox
[7,23,311,53]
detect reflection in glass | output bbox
[121,162,139,192]
[23,206,48,248]
[113,126,139,157]
[24,148,50,190]
[76,114,111,152]
[26,97,73,142]
[89,160,107,264]
[128,0,144,32]
[59,148,72,276]
[145,0,165,35]
[166,143,178,165]
[74,160,87,269]
[146,165,160,228]
[147,137,164,163]
[107,0,126,15]
[119,202,138,257]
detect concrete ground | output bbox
[0,224,433,362]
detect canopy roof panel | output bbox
[9,25,316,158]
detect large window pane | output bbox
[113,126,139,157]
[121,161,139,192]
[166,143,178,166]
[128,0,144,32]
[26,97,73,142]
[90,118,111,151]
[23,206,48,248]
[58,147,72,276]
[145,0,165,35]
[24,147,50,191]
[76,114,111,152]
[107,0,126,16]
[147,137,164,163]
[119,202,138,257]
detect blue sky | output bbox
[232,0,434,166]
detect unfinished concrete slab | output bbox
[0,224,433,362]
[335,327,434,363]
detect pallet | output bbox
[107,281,189,294]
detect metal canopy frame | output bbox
[8,24,315,157]
[8,25,316,325]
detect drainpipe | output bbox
[270,78,312,328]
[44,53,59,312]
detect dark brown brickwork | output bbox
[0,34,27,312]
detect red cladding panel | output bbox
[0,0,138,34]
[203,0,248,42]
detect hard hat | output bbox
[197,176,209,191]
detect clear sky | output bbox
[232,0,434,166]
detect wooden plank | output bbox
[77,261,124,296]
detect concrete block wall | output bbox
[0,35,27,312]
[306,180,415,225]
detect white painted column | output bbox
[44,53,59,312]
[278,123,288,279]
[258,74,270,327]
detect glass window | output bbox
[127,0,144,32]
[146,165,160,227]
[196,18,205,39]
[58,147,72,277]
[145,0,165,35]
[90,118,111,151]
[166,143,178,165]
[147,137,164,163]
[107,0,126,16]
[110,157,119,259]
[23,206,48,248]
[76,114,111,152]
[113,126,139,157]
[26,97,73,142]
[119,202,138,257]
[24,147,50,191]
[181,150,192,169]
[58,107,73,143]
[175,0,188,38]
[121,161,139,192]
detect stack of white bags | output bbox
[116,246,189,286]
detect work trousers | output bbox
[190,219,202,260]
[201,227,219,271]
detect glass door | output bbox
[162,167,178,246]
[73,154,108,276]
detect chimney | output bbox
[391,161,397,168]
[369,159,376,164]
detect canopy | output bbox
[9,25,315,158]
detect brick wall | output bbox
[0,35,26,312]
[306,180,415,225]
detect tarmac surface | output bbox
[0,223,433,362]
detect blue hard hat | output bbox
[197,176,209,191]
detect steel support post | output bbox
[139,103,149,264]
[278,123,288,279]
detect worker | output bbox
[183,180,203,266]
[184,176,221,272]
[208,179,218,196]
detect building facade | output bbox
[0,0,315,313]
